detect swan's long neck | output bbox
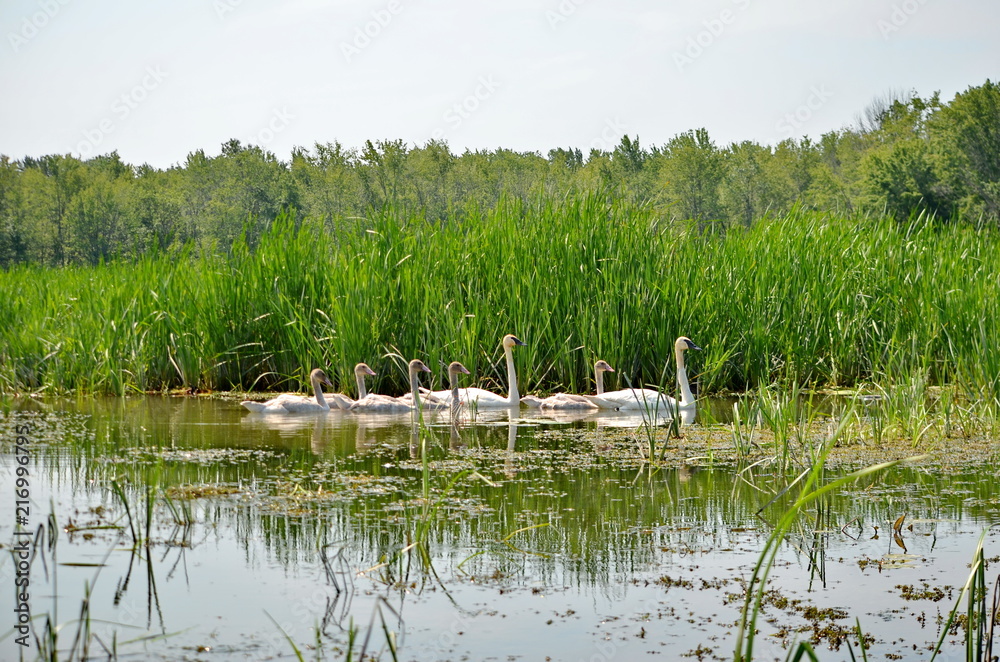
[595,366,606,395]
[676,347,695,406]
[312,375,329,410]
[504,345,519,404]
[356,373,368,398]
[409,368,423,409]
[450,372,461,416]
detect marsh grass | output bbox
[734,405,916,661]
[23,503,135,662]
[929,529,997,662]
[367,417,498,587]
[3,200,1000,403]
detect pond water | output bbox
[1,396,999,661]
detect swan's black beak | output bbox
[687,340,703,351]
[512,337,526,347]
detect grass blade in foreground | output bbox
[928,529,990,662]
[733,410,926,661]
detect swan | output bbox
[445,361,471,416]
[327,363,377,410]
[241,368,334,414]
[584,337,702,413]
[434,334,526,409]
[350,359,437,412]
[521,360,615,409]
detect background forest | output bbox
[2,80,998,268]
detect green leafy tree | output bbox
[761,138,819,214]
[21,154,86,265]
[657,128,723,222]
[0,156,29,266]
[804,130,866,215]
[929,80,1000,222]
[129,165,186,251]
[291,142,363,228]
[358,139,409,211]
[856,94,951,220]
[720,141,771,226]
[67,172,133,264]
[406,140,455,221]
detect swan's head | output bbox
[595,360,615,374]
[448,361,471,376]
[502,334,526,350]
[310,368,334,387]
[355,362,377,377]
[408,359,432,374]
[676,336,703,352]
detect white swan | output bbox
[241,368,334,414]
[435,334,526,409]
[350,359,437,412]
[584,337,702,413]
[327,362,377,410]
[521,360,615,409]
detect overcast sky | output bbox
[1,0,997,169]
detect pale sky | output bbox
[1,0,997,169]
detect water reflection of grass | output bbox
[733,407,912,659]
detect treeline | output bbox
[1,80,998,268]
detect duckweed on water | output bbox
[165,484,243,499]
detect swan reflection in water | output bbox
[531,406,696,428]
[241,398,694,458]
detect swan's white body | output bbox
[351,359,436,412]
[584,337,701,413]
[521,360,614,410]
[424,335,526,409]
[327,363,376,410]
[241,369,335,414]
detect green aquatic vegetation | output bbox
[8,399,1000,659]
[3,203,1000,408]
[730,399,759,460]
[929,530,995,662]
[733,407,915,661]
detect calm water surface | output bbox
[1,396,998,661]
